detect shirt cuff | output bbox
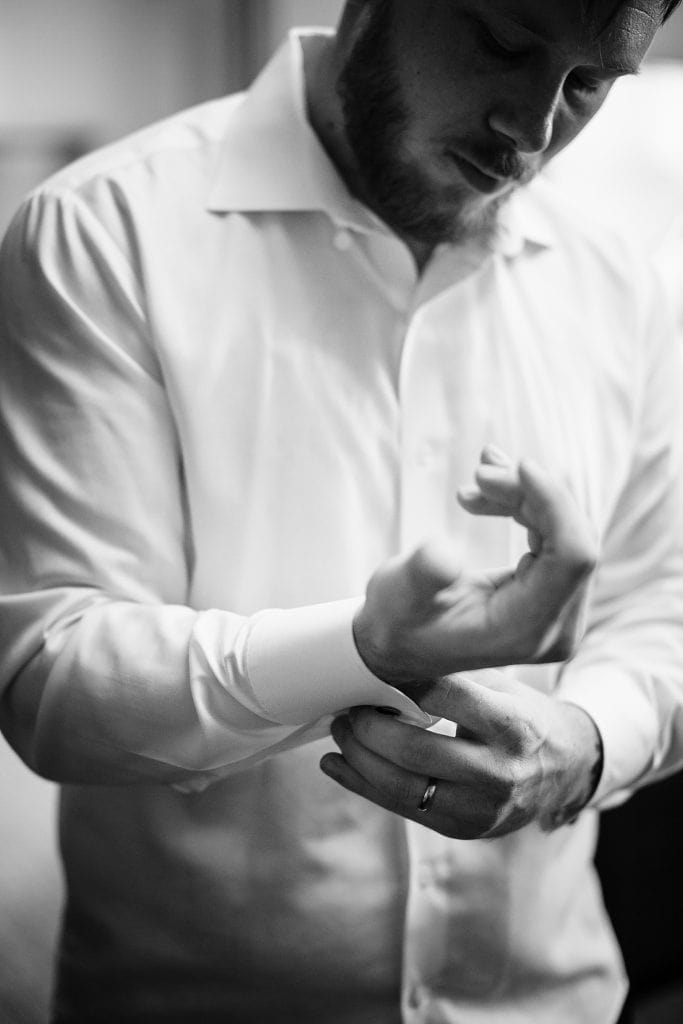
[557,664,659,807]
[244,597,433,728]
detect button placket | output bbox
[398,316,453,550]
[407,982,427,1011]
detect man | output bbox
[1,1,683,1022]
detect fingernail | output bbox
[483,442,511,466]
[457,485,481,501]
[320,754,338,777]
[476,464,505,480]
[330,717,346,743]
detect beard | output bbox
[336,2,518,249]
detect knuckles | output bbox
[566,546,598,582]
[561,526,599,578]
[386,777,421,815]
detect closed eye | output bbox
[484,27,519,57]
[565,71,603,95]
[477,17,529,60]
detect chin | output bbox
[434,191,511,247]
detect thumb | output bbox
[417,672,519,741]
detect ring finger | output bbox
[322,716,488,838]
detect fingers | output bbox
[320,748,472,837]
[459,447,596,576]
[459,454,541,532]
[363,675,522,750]
[517,460,595,561]
[320,715,499,838]
[513,461,597,634]
[457,489,515,518]
[480,442,513,468]
[457,444,526,520]
[346,690,511,773]
[417,668,526,710]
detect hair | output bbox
[643,0,682,19]
[348,0,683,24]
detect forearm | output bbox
[538,699,604,829]
[0,591,427,787]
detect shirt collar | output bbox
[498,183,560,255]
[207,28,557,254]
[207,29,380,234]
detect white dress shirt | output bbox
[546,60,683,330]
[1,30,683,1024]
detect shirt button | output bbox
[407,983,427,1010]
[415,441,438,467]
[333,229,353,251]
[418,864,433,888]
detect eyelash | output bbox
[483,26,604,101]
[565,72,602,97]
[481,18,607,106]
[484,27,522,59]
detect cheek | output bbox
[405,73,488,147]
[545,108,591,162]
[399,28,492,134]
[548,85,613,160]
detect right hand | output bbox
[353,445,597,687]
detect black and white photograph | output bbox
[2,3,683,1022]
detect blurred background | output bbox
[1,2,683,1022]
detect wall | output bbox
[0,0,242,137]
[0,0,245,230]
[242,0,343,79]
[247,0,683,66]
[650,2,683,58]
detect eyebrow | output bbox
[491,8,644,78]
[493,6,556,44]
[595,62,642,76]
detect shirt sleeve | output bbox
[556,268,683,807]
[0,189,427,789]
[653,222,683,336]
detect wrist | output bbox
[352,604,423,687]
[540,702,604,830]
[352,604,392,683]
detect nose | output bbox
[488,80,561,155]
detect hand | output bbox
[353,445,597,686]
[320,672,604,838]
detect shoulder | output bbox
[1,92,246,262]
[518,173,661,333]
[509,175,678,400]
[525,173,644,279]
[0,96,242,283]
[40,93,244,199]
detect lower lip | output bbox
[448,153,507,195]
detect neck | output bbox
[304,35,435,272]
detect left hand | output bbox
[320,672,603,838]
[352,447,596,688]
